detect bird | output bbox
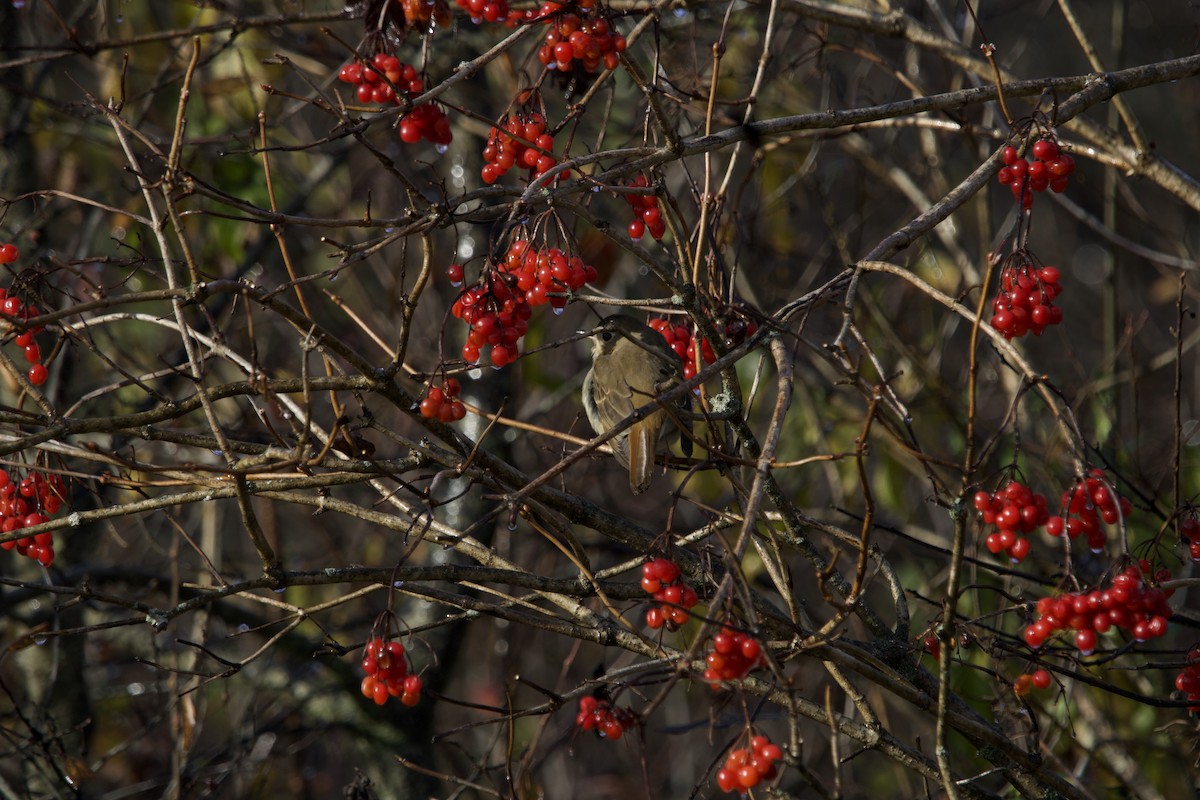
[582,314,686,493]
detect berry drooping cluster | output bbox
[575,695,634,740]
[1174,649,1200,712]
[640,557,699,631]
[451,273,531,367]
[335,53,452,146]
[454,0,508,22]
[703,626,765,684]
[997,138,1076,208]
[621,174,666,241]
[648,314,759,381]
[1044,469,1132,553]
[715,734,784,793]
[1023,561,1175,655]
[533,0,627,73]
[481,112,561,185]
[1179,514,1200,562]
[399,103,453,146]
[419,378,466,422]
[1013,668,1053,696]
[649,318,695,363]
[499,238,598,312]
[338,53,424,105]
[0,246,50,387]
[0,468,66,567]
[990,258,1063,340]
[974,481,1051,563]
[360,636,423,706]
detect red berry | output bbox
[490,344,513,367]
[1047,155,1075,177]
[716,769,737,792]
[740,638,761,660]
[399,120,422,144]
[653,559,681,583]
[1008,537,1030,562]
[1032,139,1059,161]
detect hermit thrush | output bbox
[582,315,686,493]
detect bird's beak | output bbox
[577,323,605,338]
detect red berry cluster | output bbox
[0,469,67,567]
[1044,469,1132,553]
[648,315,758,381]
[451,273,531,367]
[640,557,699,631]
[360,636,423,706]
[1179,514,1200,562]
[973,481,1050,563]
[575,695,634,740]
[399,103,453,146]
[499,239,598,313]
[703,627,765,684]
[533,1,626,73]
[335,54,452,146]
[454,0,508,23]
[481,112,561,185]
[621,174,666,241]
[715,734,784,793]
[0,284,49,387]
[1023,562,1174,655]
[990,261,1063,340]
[419,378,466,422]
[649,318,695,367]
[337,53,424,106]
[997,138,1076,208]
[1013,668,1053,696]
[1175,649,1200,712]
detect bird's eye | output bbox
[601,331,614,341]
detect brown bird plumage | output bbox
[582,315,685,493]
